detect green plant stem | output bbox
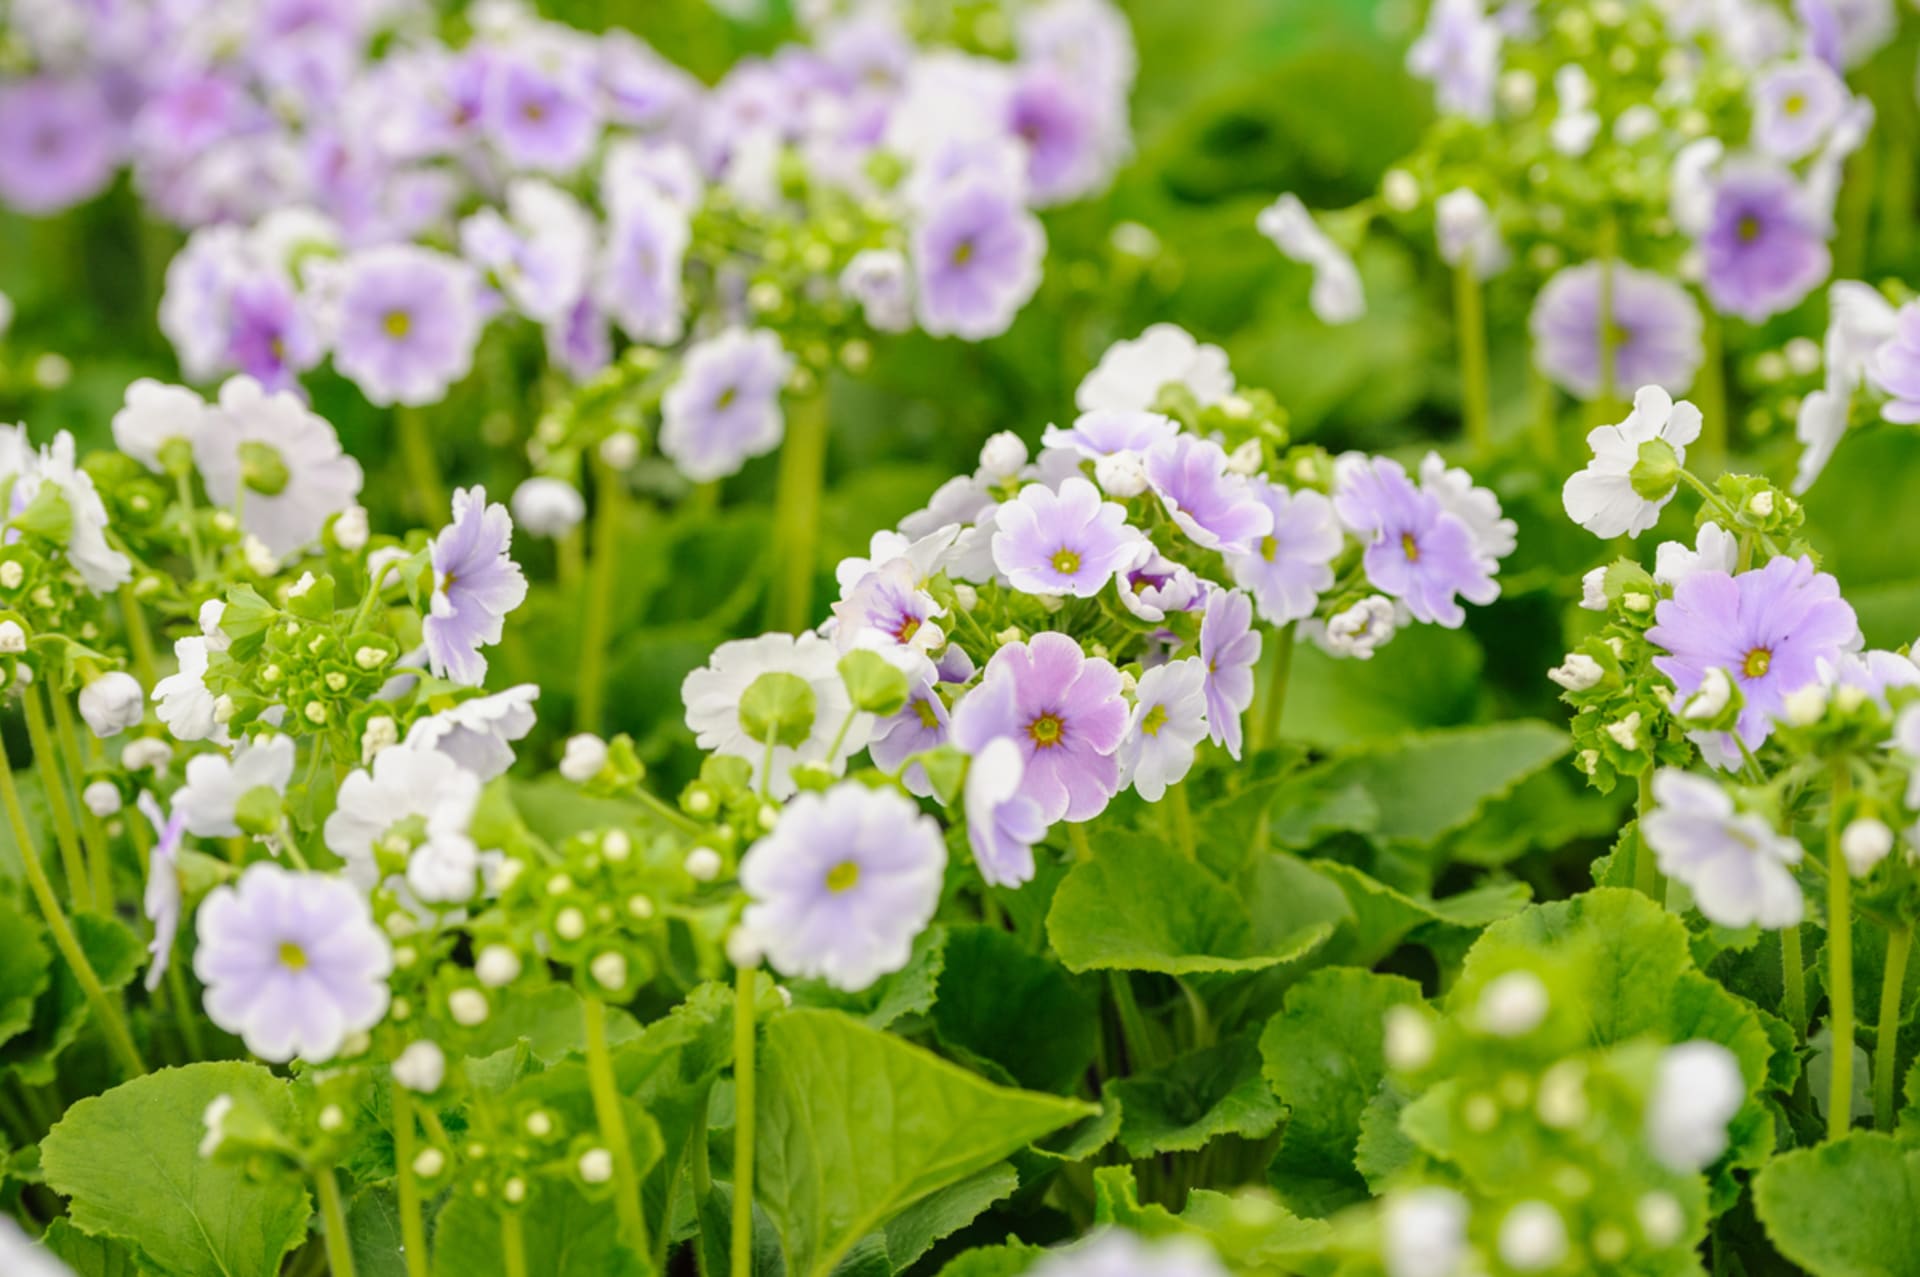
[1827,761,1855,1142]
[1837,130,1877,280]
[577,454,623,735]
[1453,262,1491,458]
[1108,971,1161,1073]
[48,690,112,910]
[770,390,829,634]
[1593,217,1621,422]
[501,1207,528,1277]
[1875,926,1911,1131]
[167,959,205,1061]
[583,996,649,1256]
[1253,623,1296,753]
[731,965,757,1277]
[173,470,211,580]
[119,584,158,688]
[0,755,144,1077]
[1067,822,1093,863]
[1697,311,1727,470]
[390,1084,430,1277]
[1633,768,1663,904]
[1528,360,1560,463]
[1782,923,1808,1041]
[314,1167,357,1277]
[1167,785,1196,861]
[396,407,447,525]
[21,685,94,911]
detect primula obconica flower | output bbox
[1074,323,1233,414]
[991,477,1144,597]
[1382,1187,1470,1277]
[1699,162,1832,324]
[112,377,211,473]
[154,636,225,744]
[957,632,1129,823]
[333,245,484,407]
[324,741,483,898]
[1118,658,1210,801]
[1645,1040,1746,1172]
[1563,385,1703,539]
[1530,262,1703,400]
[176,734,296,838]
[1642,770,1805,929]
[1198,588,1261,759]
[78,672,144,738]
[1868,300,1920,425]
[911,176,1046,340]
[1222,483,1342,625]
[1654,522,1739,589]
[739,783,946,991]
[1027,1230,1231,1277]
[194,376,365,560]
[194,862,393,1063]
[1142,435,1272,553]
[1256,194,1364,324]
[1333,455,1499,627]
[4,427,132,594]
[138,793,185,993]
[659,328,794,482]
[424,486,529,686]
[683,631,870,799]
[404,685,539,781]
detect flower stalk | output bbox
[1453,262,1491,458]
[1875,926,1910,1131]
[582,995,649,1257]
[314,1167,357,1277]
[1826,760,1855,1142]
[731,963,757,1277]
[389,1082,431,1277]
[770,389,830,635]
[22,683,96,911]
[576,452,624,734]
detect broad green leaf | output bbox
[1111,1036,1283,1157]
[1754,1131,1920,1276]
[1240,854,1530,971]
[1047,834,1333,975]
[432,1178,650,1277]
[1259,968,1424,1216]
[753,1009,1092,1277]
[39,1218,139,1277]
[880,1162,1018,1272]
[933,1242,1044,1277]
[0,911,141,1085]
[932,925,1097,1093]
[1278,624,1483,748]
[788,927,946,1030]
[1180,1190,1337,1274]
[461,983,642,1065]
[348,1190,408,1277]
[41,1062,311,1277]
[0,894,52,1049]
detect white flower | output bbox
[123,737,173,772]
[1579,566,1609,611]
[403,685,538,781]
[1119,659,1210,802]
[1383,1188,1469,1277]
[1317,595,1399,660]
[1435,187,1508,278]
[840,249,914,333]
[154,637,225,744]
[1094,451,1148,498]
[324,742,482,893]
[176,734,296,838]
[1549,64,1599,156]
[392,1040,446,1093]
[0,621,23,655]
[1548,653,1603,692]
[1256,194,1365,324]
[681,632,871,799]
[977,431,1028,481]
[1420,452,1516,561]
[1606,711,1643,751]
[79,672,144,738]
[1643,769,1805,929]
[112,379,212,473]
[194,376,365,561]
[5,428,132,593]
[1682,667,1734,721]
[560,734,609,783]
[1646,1040,1745,1172]
[82,780,121,818]
[1654,522,1739,587]
[460,179,594,323]
[1475,971,1549,1037]
[333,505,370,551]
[1671,137,1726,237]
[1498,1201,1568,1271]
[1752,58,1848,162]
[510,478,586,539]
[1842,818,1894,877]
[1795,281,1899,494]
[1074,323,1234,413]
[1563,385,1703,538]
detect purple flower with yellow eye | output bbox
[991,477,1144,597]
[1333,455,1499,627]
[1040,410,1180,462]
[334,245,483,407]
[485,52,601,174]
[1649,556,1859,748]
[1007,64,1101,205]
[1199,589,1261,759]
[869,684,950,797]
[912,175,1045,340]
[1144,435,1273,553]
[425,486,529,687]
[955,633,1128,824]
[1700,162,1831,323]
[950,669,1051,887]
[224,273,320,395]
[1225,480,1343,625]
[660,328,793,482]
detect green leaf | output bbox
[39,1218,140,1277]
[41,1062,312,1277]
[787,927,946,1031]
[932,925,1097,1093]
[432,1178,651,1277]
[0,911,141,1085]
[1047,834,1333,975]
[0,893,52,1050]
[753,1009,1093,1277]
[1259,968,1424,1216]
[1111,1036,1284,1157]
[1277,624,1483,748]
[1754,1131,1920,1276]
[933,1242,1044,1277]
[880,1162,1018,1272]
[461,983,642,1066]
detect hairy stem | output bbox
[1827,761,1855,1142]
[583,996,650,1256]
[1876,926,1911,1131]
[577,454,624,735]
[390,1083,430,1277]
[732,965,757,1277]
[314,1167,357,1277]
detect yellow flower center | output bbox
[952,238,975,266]
[1738,215,1761,242]
[825,861,860,893]
[1783,92,1806,116]
[279,941,309,971]
[383,309,412,339]
[1028,713,1064,747]
[914,698,941,728]
[896,615,922,644]
[1742,647,1772,679]
[1051,547,1082,575]
[1260,535,1279,563]
[1140,704,1169,737]
[1401,532,1420,563]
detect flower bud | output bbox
[79,671,145,738]
[1498,1202,1568,1271]
[392,1041,446,1093]
[1842,818,1894,878]
[598,432,641,470]
[476,945,522,988]
[1682,667,1733,721]
[0,620,25,654]
[1476,971,1549,1037]
[559,733,609,783]
[83,781,122,818]
[685,847,722,882]
[123,737,172,771]
[511,478,586,540]
[977,432,1028,480]
[1547,653,1603,692]
[1093,451,1148,498]
[332,505,370,552]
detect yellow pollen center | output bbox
[913,698,940,728]
[952,239,975,266]
[1401,532,1420,562]
[1784,92,1806,115]
[716,385,738,409]
[1260,535,1279,563]
[896,615,922,643]
[383,309,412,339]
[1742,647,1772,679]
[1051,547,1082,575]
[1029,713,1064,747]
[1140,704,1169,737]
[279,941,309,971]
[1738,215,1761,242]
[825,860,860,893]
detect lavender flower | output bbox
[1406,0,1500,121]
[1256,195,1365,324]
[1868,301,1920,424]
[1700,162,1831,323]
[138,792,185,992]
[1198,589,1261,759]
[912,175,1045,340]
[955,632,1128,824]
[424,486,529,686]
[333,245,484,407]
[1225,480,1342,625]
[1143,435,1273,553]
[683,632,869,799]
[461,179,595,324]
[1648,556,1861,749]
[1119,658,1210,801]
[194,862,393,1062]
[949,671,1052,886]
[869,684,950,798]
[0,76,121,215]
[1751,58,1849,161]
[1041,409,1180,463]
[739,783,946,990]
[1075,324,1234,414]
[1117,548,1202,623]
[1642,770,1804,928]
[597,182,690,345]
[404,685,539,780]
[1007,64,1103,206]
[659,328,793,482]
[223,272,322,394]
[991,477,1144,597]
[484,51,601,175]
[1530,261,1704,400]
[1333,455,1499,627]
[194,376,365,560]
[1562,385,1703,539]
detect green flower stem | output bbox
[1837,128,1876,280]
[396,407,447,525]
[173,469,212,581]
[314,1167,357,1277]
[582,996,649,1256]
[1696,310,1727,470]
[1592,216,1621,423]
[48,690,113,910]
[731,964,757,1277]
[1827,761,1855,1142]
[501,1207,529,1277]
[1107,971,1163,1073]
[1782,923,1808,1041]
[1875,925,1911,1130]
[1453,262,1491,458]
[1527,362,1560,464]
[118,584,158,689]
[1167,784,1196,861]
[1252,623,1296,754]
[389,1083,431,1277]
[576,453,624,735]
[0,752,144,1078]
[1633,768,1663,904]
[770,389,830,635]
[1067,822,1093,863]
[21,685,95,911]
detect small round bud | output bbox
[726,928,764,971]
[578,1148,614,1184]
[1476,971,1549,1037]
[602,829,631,862]
[318,1104,346,1133]
[448,988,490,1026]
[589,952,629,991]
[560,734,608,783]
[1498,1201,1567,1271]
[1382,1005,1434,1072]
[1842,818,1894,878]
[392,1041,446,1093]
[685,847,722,882]
[524,1110,554,1138]
[476,945,522,988]
[83,781,122,818]
[1093,451,1147,498]
[79,672,145,739]
[0,620,25,654]
[599,432,641,470]
[554,907,587,941]
[511,478,587,540]
[412,1148,446,1179]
